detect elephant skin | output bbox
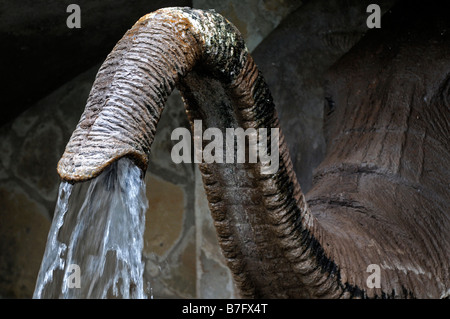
[57,3,449,298]
[252,0,396,192]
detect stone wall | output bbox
[0,0,396,298]
[0,67,96,298]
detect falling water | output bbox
[33,158,149,299]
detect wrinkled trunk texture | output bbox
[58,7,338,298]
[307,1,449,298]
[58,4,449,298]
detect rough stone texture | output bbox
[144,174,185,257]
[0,66,96,298]
[0,66,96,220]
[143,86,198,298]
[144,226,197,298]
[199,250,236,298]
[14,121,64,202]
[0,184,50,298]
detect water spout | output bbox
[56,7,257,183]
[37,7,265,299]
[34,158,148,298]
[45,7,308,298]
[36,4,450,299]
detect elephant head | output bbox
[57,5,449,298]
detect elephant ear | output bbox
[308,1,450,298]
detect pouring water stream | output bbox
[33,158,149,298]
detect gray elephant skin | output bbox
[57,3,450,298]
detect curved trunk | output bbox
[58,7,343,298]
[57,6,449,298]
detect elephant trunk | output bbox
[58,8,201,181]
[58,7,342,298]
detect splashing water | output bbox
[33,158,149,299]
